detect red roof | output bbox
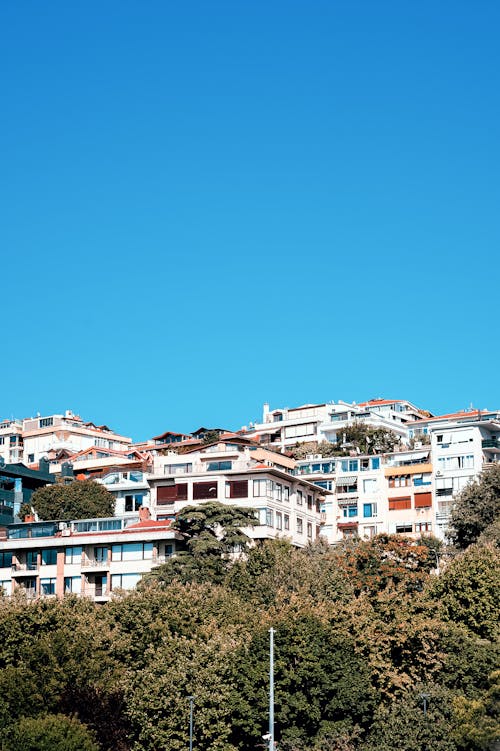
[412,409,486,424]
[358,399,404,407]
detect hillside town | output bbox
[0,397,497,602]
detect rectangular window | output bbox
[389,497,411,511]
[40,578,56,596]
[296,517,303,534]
[41,549,57,565]
[65,546,82,564]
[307,494,313,510]
[414,492,432,508]
[395,524,413,533]
[64,576,81,594]
[226,480,248,499]
[343,505,357,518]
[415,522,432,533]
[363,479,377,493]
[157,484,188,503]
[275,483,283,501]
[276,512,282,530]
[193,482,218,500]
[266,508,274,527]
[371,457,380,469]
[307,522,313,538]
[283,486,290,502]
[125,494,144,512]
[296,490,303,506]
[164,463,193,475]
[284,514,290,530]
[39,417,53,428]
[206,461,232,471]
[253,479,267,497]
[363,503,377,518]
[111,543,153,561]
[94,547,107,563]
[111,573,142,591]
[0,552,12,568]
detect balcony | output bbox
[482,438,500,450]
[11,562,39,576]
[80,558,109,571]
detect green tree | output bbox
[430,543,500,640]
[29,479,115,521]
[2,714,99,751]
[143,502,257,585]
[448,464,500,549]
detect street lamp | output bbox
[188,695,195,751]
[419,692,430,718]
[269,627,275,751]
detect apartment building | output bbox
[0,419,24,465]
[411,410,500,539]
[0,511,179,602]
[0,461,55,526]
[22,410,131,466]
[295,447,433,543]
[245,399,431,452]
[148,435,325,547]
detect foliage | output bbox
[29,479,115,521]
[143,502,257,585]
[201,429,223,445]
[288,425,401,459]
[430,543,500,640]
[2,713,99,751]
[448,464,500,549]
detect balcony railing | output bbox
[482,438,500,449]
[80,558,109,570]
[11,562,38,573]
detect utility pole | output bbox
[269,627,275,751]
[188,695,195,751]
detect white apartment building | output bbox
[412,410,500,539]
[245,399,430,452]
[0,419,24,464]
[22,410,132,465]
[147,436,325,547]
[0,511,179,603]
[295,447,433,543]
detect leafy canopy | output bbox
[448,464,500,549]
[28,479,115,521]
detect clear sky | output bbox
[1,1,498,441]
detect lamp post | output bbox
[269,627,275,751]
[188,695,195,751]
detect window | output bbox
[164,463,193,475]
[41,549,57,565]
[415,522,432,533]
[414,492,432,508]
[296,517,303,534]
[388,475,411,488]
[0,552,12,568]
[437,455,474,470]
[276,512,283,530]
[314,480,333,490]
[395,524,413,534]
[275,483,283,501]
[28,454,35,463]
[253,479,267,497]
[157,484,188,503]
[65,547,82,564]
[226,480,248,499]
[193,482,218,500]
[125,494,144,512]
[94,547,107,563]
[343,505,357,518]
[284,514,290,530]
[307,494,313,510]
[389,497,411,510]
[111,543,153,561]
[64,576,81,594]
[0,580,12,595]
[39,417,53,428]
[283,486,290,502]
[363,503,377,518]
[363,479,377,493]
[296,490,303,506]
[266,509,274,527]
[307,522,313,539]
[0,437,4,445]
[111,573,142,590]
[40,578,56,596]
[284,423,315,438]
[371,457,380,469]
[206,461,232,471]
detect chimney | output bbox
[263,402,270,422]
[139,506,151,522]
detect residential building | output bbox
[148,435,325,547]
[0,509,180,602]
[22,410,131,466]
[0,419,24,465]
[0,461,55,526]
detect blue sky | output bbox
[1,1,498,441]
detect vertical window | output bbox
[296,490,303,506]
[40,578,56,596]
[283,486,290,503]
[307,522,313,539]
[65,547,82,564]
[284,514,290,530]
[276,512,283,530]
[296,517,303,534]
[275,483,283,501]
[266,509,274,527]
[41,549,57,565]
[253,479,267,497]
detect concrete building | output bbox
[22,410,131,466]
[0,510,179,602]
[148,435,325,547]
[0,419,24,465]
[0,460,55,526]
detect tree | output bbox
[29,479,115,521]
[143,502,257,585]
[2,714,99,751]
[448,464,500,549]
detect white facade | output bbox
[0,419,24,464]
[22,410,131,465]
[148,440,325,548]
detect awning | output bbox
[336,476,357,485]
